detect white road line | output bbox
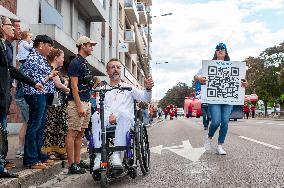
[239,136,282,150]
[255,122,264,124]
[277,123,284,126]
[266,122,275,125]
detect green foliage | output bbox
[245,42,284,115]
[159,82,193,109]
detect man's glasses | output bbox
[2,23,13,27]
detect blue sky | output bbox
[150,0,284,100]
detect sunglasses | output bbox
[216,48,226,52]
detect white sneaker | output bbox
[111,152,122,166]
[93,153,101,171]
[217,145,227,155]
[204,138,213,151]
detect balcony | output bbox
[76,0,106,22]
[138,0,152,6]
[125,29,137,54]
[30,24,106,76]
[41,0,63,29]
[143,27,152,42]
[139,27,147,46]
[124,0,139,25]
[137,3,147,25]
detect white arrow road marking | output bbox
[150,140,206,162]
[239,136,282,150]
[150,145,163,154]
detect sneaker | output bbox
[93,154,101,171]
[68,163,86,174]
[78,160,89,169]
[217,145,227,155]
[204,127,208,130]
[110,152,122,167]
[204,138,213,151]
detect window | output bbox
[55,0,62,13]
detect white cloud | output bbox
[151,0,284,100]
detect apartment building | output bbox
[0,0,153,123]
[118,0,152,88]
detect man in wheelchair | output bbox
[91,58,154,170]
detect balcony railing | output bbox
[125,0,135,8]
[125,29,135,41]
[136,2,147,24]
[137,2,145,11]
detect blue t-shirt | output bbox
[67,55,92,102]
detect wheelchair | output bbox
[88,84,150,187]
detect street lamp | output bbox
[156,61,169,65]
[146,11,172,72]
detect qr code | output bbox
[207,66,240,98]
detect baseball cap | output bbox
[76,36,97,47]
[215,43,227,50]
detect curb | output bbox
[0,148,88,188]
[254,118,284,121]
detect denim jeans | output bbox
[208,104,233,144]
[201,103,210,128]
[0,115,7,130]
[23,94,49,166]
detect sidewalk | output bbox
[0,134,88,188]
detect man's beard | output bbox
[110,73,120,81]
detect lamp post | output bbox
[146,11,172,73]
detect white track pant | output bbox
[91,112,133,148]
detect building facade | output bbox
[0,0,152,123]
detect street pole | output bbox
[147,10,151,77]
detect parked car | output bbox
[177,108,184,116]
[256,107,274,115]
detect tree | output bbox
[159,82,193,109]
[245,42,284,116]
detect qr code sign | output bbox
[207,66,240,98]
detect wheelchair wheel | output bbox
[137,124,150,175]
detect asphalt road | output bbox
[39,117,284,188]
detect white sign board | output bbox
[118,42,129,52]
[201,60,246,105]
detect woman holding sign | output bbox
[196,43,248,155]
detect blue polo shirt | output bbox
[67,55,91,102]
